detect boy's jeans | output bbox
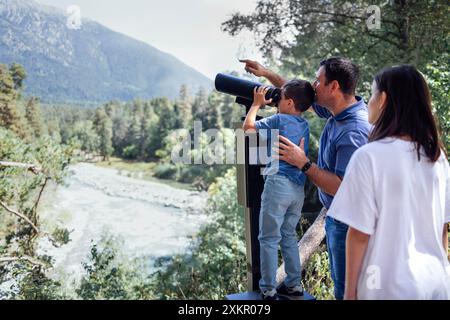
[325,213,349,300]
[259,174,305,292]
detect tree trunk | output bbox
[276,209,326,286]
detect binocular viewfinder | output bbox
[215,73,281,108]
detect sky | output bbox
[34,0,262,79]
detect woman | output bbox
[327,65,450,299]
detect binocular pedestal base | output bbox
[226,291,315,301]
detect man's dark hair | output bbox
[282,79,315,112]
[319,57,359,95]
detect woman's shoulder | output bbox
[358,137,412,152]
[355,138,449,168]
[436,150,450,171]
[348,138,403,169]
[352,138,394,156]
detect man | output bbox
[240,57,371,300]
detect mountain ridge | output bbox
[0,0,212,105]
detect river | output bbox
[37,163,209,281]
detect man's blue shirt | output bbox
[313,96,372,209]
[255,114,310,186]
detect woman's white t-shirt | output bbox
[328,137,450,300]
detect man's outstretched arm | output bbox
[240,59,287,87]
[240,60,332,119]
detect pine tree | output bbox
[147,98,176,157]
[93,108,113,161]
[143,101,160,159]
[25,97,46,138]
[104,101,117,118]
[112,115,128,155]
[178,85,192,128]
[72,120,99,154]
[9,63,26,91]
[205,91,223,130]
[192,87,209,125]
[123,101,141,159]
[157,98,177,138]
[220,93,237,128]
[0,64,26,137]
[133,99,150,159]
[172,103,185,130]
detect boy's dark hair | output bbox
[319,57,359,96]
[282,79,315,112]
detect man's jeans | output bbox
[325,212,349,300]
[259,174,305,292]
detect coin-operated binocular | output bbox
[215,73,281,108]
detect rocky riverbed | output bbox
[37,163,209,280]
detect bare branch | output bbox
[366,30,403,49]
[303,9,365,21]
[0,200,40,234]
[315,16,402,49]
[0,161,42,175]
[309,16,403,50]
[0,255,48,267]
[32,177,50,219]
[300,8,399,28]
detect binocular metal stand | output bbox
[225,98,314,301]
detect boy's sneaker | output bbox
[277,283,304,300]
[261,289,279,300]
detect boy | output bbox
[243,80,315,300]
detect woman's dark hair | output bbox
[370,65,443,162]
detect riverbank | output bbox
[93,157,196,191]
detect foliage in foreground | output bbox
[153,168,247,299]
[0,128,74,299]
[150,168,333,299]
[75,235,155,300]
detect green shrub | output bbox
[0,127,74,300]
[153,163,178,180]
[153,168,247,299]
[122,145,139,159]
[75,234,155,300]
[302,247,334,300]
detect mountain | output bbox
[0,0,212,105]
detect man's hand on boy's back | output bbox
[252,86,272,108]
[274,136,309,169]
